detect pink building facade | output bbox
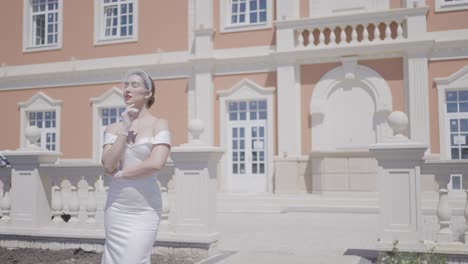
[1,0,467,194]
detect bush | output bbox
[377,240,446,264]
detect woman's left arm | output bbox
[116,144,170,179]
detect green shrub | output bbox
[376,240,446,264]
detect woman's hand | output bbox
[121,104,139,132]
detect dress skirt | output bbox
[101,203,160,264]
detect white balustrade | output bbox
[276,7,428,51]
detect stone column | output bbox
[370,112,426,243]
[170,119,223,244]
[2,126,61,229]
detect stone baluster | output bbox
[385,21,392,40]
[362,24,369,42]
[160,185,170,226]
[435,174,453,242]
[351,25,357,43]
[329,28,337,45]
[296,29,304,47]
[340,26,346,44]
[318,28,325,46]
[373,23,379,41]
[396,20,404,39]
[86,185,97,223]
[51,185,64,223]
[0,189,11,222]
[68,185,80,223]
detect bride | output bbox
[100,69,171,264]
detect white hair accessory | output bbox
[124,69,152,91]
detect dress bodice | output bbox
[103,130,171,211]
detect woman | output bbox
[100,69,171,264]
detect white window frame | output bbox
[93,0,139,46]
[219,0,273,33]
[90,87,125,161]
[18,92,62,151]
[435,65,468,160]
[435,0,468,12]
[22,0,63,52]
[448,174,463,191]
[217,79,275,193]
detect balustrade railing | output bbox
[275,7,428,51]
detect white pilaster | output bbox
[190,62,215,145]
[276,61,301,157]
[275,0,299,20]
[404,51,430,154]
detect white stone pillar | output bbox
[170,120,223,243]
[276,61,301,157]
[404,50,430,154]
[190,63,214,145]
[370,112,426,243]
[3,151,60,228]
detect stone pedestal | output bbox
[2,150,61,229]
[170,145,223,242]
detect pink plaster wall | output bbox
[426,0,468,31]
[301,58,404,154]
[428,59,468,154]
[0,79,188,159]
[213,0,276,49]
[0,1,188,66]
[213,72,277,154]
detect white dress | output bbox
[101,130,171,264]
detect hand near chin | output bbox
[121,104,139,131]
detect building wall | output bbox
[426,1,468,32]
[0,0,188,66]
[0,78,187,159]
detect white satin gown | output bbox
[101,130,171,264]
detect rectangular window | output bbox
[229,100,267,121]
[448,174,463,191]
[31,0,59,46]
[102,0,134,39]
[446,90,468,160]
[230,0,267,25]
[100,107,125,143]
[28,111,57,151]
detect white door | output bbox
[227,100,268,193]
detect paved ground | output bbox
[210,212,380,264]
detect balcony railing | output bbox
[275,7,429,51]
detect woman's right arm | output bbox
[101,123,128,174]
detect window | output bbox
[435,0,468,12]
[448,174,463,191]
[28,111,57,150]
[91,87,125,161]
[446,90,468,159]
[436,66,468,160]
[219,0,272,33]
[19,92,62,151]
[94,0,138,45]
[23,0,63,52]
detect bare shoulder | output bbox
[105,122,122,134]
[152,118,169,134]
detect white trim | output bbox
[218,79,275,193]
[93,0,139,46]
[22,0,63,53]
[18,92,62,151]
[219,0,273,33]
[310,60,393,151]
[435,65,468,160]
[308,0,389,17]
[90,87,125,161]
[435,0,468,12]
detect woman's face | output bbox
[122,74,151,106]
